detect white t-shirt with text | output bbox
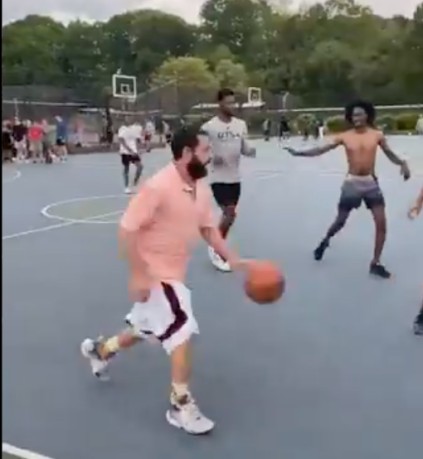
[201,116,251,183]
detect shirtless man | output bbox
[285,100,410,279]
[408,187,423,335]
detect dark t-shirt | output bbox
[279,120,289,132]
[12,124,27,142]
[2,129,13,149]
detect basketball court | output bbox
[2,135,423,459]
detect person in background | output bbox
[164,121,172,144]
[27,120,44,163]
[316,117,325,140]
[41,119,53,163]
[262,118,271,141]
[278,116,290,141]
[144,118,155,152]
[55,116,68,161]
[118,117,143,194]
[2,121,14,162]
[416,115,423,135]
[408,186,423,335]
[302,117,310,141]
[12,118,28,162]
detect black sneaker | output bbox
[369,263,391,279]
[413,320,423,336]
[314,240,329,261]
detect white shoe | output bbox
[166,400,215,435]
[80,337,110,381]
[124,187,132,194]
[208,247,231,272]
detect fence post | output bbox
[13,98,19,118]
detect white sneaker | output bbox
[80,337,110,381]
[166,400,215,435]
[124,187,132,194]
[208,247,231,272]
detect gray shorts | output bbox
[339,175,385,211]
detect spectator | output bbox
[2,121,14,162]
[12,117,28,162]
[55,116,68,161]
[28,120,44,163]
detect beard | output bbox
[187,155,209,180]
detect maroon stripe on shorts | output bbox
[156,282,188,342]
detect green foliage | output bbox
[214,59,249,92]
[2,1,423,106]
[377,114,396,131]
[152,57,217,90]
[325,115,346,133]
[395,113,419,131]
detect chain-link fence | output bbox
[2,82,306,142]
[2,85,105,146]
[128,82,304,116]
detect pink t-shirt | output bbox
[120,163,215,283]
[28,125,43,141]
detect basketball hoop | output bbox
[247,87,263,108]
[248,87,262,104]
[112,73,137,99]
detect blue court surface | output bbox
[2,136,423,459]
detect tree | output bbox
[214,59,249,92]
[151,57,218,90]
[207,44,236,68]
[200,0,263,57]
[2,1,422,107]
[131,10,196,82]
[2,15,66,85]
[59,21,106,87]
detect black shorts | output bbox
[338,176,385,211]
[211,183,241,208]
[121,154,140,166]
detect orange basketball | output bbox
[244,261,285,304]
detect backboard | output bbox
[247,87,262,106]
[112,73,137,99]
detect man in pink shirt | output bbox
[28,121,44,163]
[81,126,246,435]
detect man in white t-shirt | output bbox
[201,88,256,272]
[118,118,143,194]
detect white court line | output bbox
[2,169,22,184]
[2,210,123,241]
[2,443,55,459]
[41,194,128,225]
[3,168,415,242]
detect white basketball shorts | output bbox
[126,281,199,354]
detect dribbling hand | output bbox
[408,206,420,220]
